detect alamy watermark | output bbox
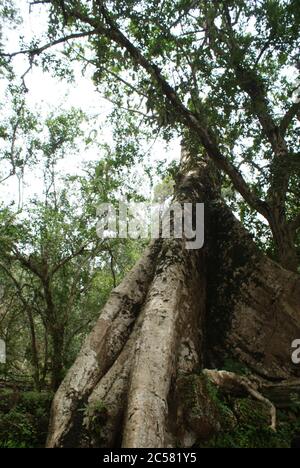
[96,202,204,250]
[292,339,300,365]
[0,339,6,364]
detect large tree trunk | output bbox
[46,149,300,448]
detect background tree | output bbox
[0,101,147,391]
[6,0,298,269]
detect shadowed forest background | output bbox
[0,0,300,449]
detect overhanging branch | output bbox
[0,30,99,60]
[71,5,270,220]
[1,3,271,221]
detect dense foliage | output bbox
[3,0,297,269]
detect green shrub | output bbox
[0,389,53,448]
[0,408,36,448]
[200,400,300,448]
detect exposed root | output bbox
[122,240,205,448]
[82,304,150,448]
[203,369,277,431]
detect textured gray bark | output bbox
[46,151,300,448]
[205,198,300,380]
[46,242,161,447]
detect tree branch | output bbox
[71,5,270,220]
[221,5,291,213]
[203,369,277,432]
[0,263,38,312]
[290,212,300,235]
[222,5,280,152]
[50,241,92,277]
[9,249,44,281]
[108,248,117,288]
[30,1,51,5]
[2,3,270,220]
[0,171,15,185]
[280,101,300,136]
[0,30,100,59]
[72,49,148,99]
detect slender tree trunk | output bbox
[41,277,65,390]
[26,308,41,392]
[50,326,65,391]
[46,149,300,448]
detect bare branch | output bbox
[0,170,14,184]
[203,369,277,432]
[30,1,51,5]
[0,30,99,60]
[20,62,33,92]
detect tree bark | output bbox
[46,149,300,448]
[268,211,299,273]
[205,197,300,380]
[50,326,65,391]
[26,307,41,392]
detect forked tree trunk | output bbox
[46,149,300,448]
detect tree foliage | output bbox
[2,0,298,269]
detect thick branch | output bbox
[222,5,279,151]
[2,4,270,221]
[280,101,300,136]
[290,212,300,235]
[221,6,291,210]
[9,249,44,280]
[70,6,270,220]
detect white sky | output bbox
[0,0,180,207]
